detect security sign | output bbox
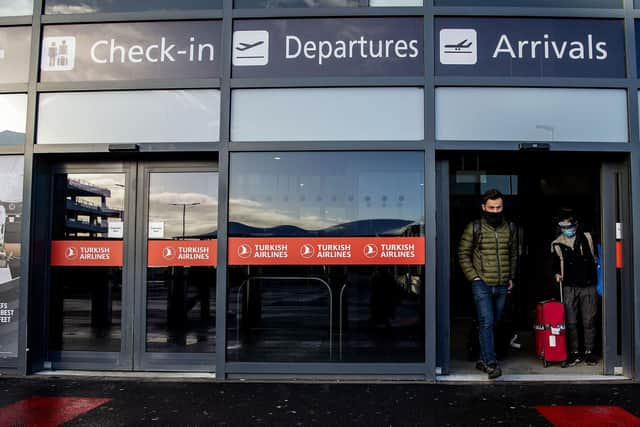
[148,240,217,267]
[228,237,425,266]
[51,240,123,267]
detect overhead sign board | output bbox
[232,17,424,78]
[0,26,31,84]
[435,18,625,78]
[228,237,425,266]
[41,21,222,82]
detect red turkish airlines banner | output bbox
[148,240,217,267]
[51,240,123,267]
[228,237,425,266]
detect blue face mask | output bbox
[561,228,577,238]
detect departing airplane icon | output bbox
[444,39,472,51]
[236,41,265,51]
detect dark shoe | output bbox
[486,362,502,379]
[475,360,488,372]
[584,351,598,366]
[566,352,583,367]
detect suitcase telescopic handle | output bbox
[559,280,564,303]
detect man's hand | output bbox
[507,280,514,291]
[554,274,562,283]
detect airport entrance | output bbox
[40,160,218,371]
[436,152,632,379]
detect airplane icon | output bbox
[363,244,378,258]
[444,39,472,51]
[236,41,265,52]
[65,247,77,259]
[300,244,314,258]
[238,244,252,258]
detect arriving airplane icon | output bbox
[444,39,472,51]
[236,41,265,52]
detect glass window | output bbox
[45,0,221,14]
[0,1,33,15]
[227,152,425,363]
[0,94,27,145]
[235,0,421,7]
[0,156,24,359]
[436,0,620,7]
[231,88,423,142]
[38,90,220,144]
[436,87,628,143]
[0,27,31,84]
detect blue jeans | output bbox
[471,280,508,365]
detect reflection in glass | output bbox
[436,87,628,143]
[0,27,31,84]
[436,0,620,7]
[0,0,33,15]
[0,95,27,145]
[235,0,421,6]
[49,174,125,352]
[146,172,218,353]
[231,88,423,142]
[45,0,221,14]
[0,156,24,359]
[38,90,221,144]
[227,152,425,362]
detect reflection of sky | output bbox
[38,90,220,144]
[45,0,220,14]
[69,173,125,213]
[0,95,27,133]
[0,156,24,202]
[229,152,424,230]
[149,172,218,239]
[0,0,33,15]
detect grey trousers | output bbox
[563,286,598,353]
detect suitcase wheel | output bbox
[543,359,550,368]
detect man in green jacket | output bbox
[458,189,517,379]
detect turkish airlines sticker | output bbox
[228,237,425,265]
[148,240,217,267]
[51,240,123,267]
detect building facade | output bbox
[0,0,638,380]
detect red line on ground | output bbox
[0,396,111,427]
[536,405,640,427]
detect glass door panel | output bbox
[140,169,218,368]
[49,173,126,354]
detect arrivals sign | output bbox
[50,240,123,267]
[228,237,425,266]
[435,18,625,78]
[148,240,217,267]
[232,18,424,78]
[40,21,222,82]
[0,26,31,84]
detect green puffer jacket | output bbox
[458,219,518,286]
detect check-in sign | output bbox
[232,18,424,78]
[436,18,625,78]
[228,237,425,266]
[41,21,222,82]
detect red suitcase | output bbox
[534,285,567,367]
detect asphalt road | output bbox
[0,375,639,426]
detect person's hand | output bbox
[507,280,514,291]
[554,274,562,283]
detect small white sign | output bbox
[233,30,269,67]
[549,335,557,348]
[440,28,477,65]
[108,220,124,239]
[616,222,623,240]
[149,222,165,239]
[41,36,76,71]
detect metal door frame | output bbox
[134,160,218,372]
[46,160,137,371]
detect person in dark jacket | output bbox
[551,210,598,367]
[458,189,517,379]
